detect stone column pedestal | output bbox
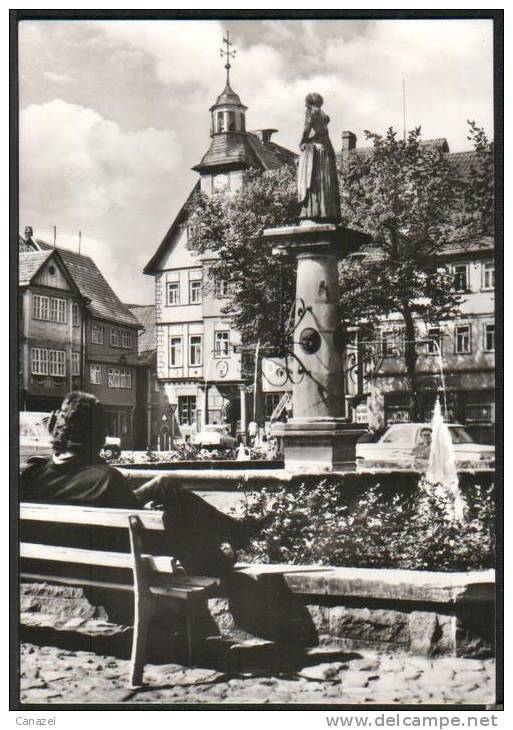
[262,222,369,471]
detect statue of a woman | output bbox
[297,93,341,223]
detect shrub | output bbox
[238,477,495,572]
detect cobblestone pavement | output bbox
[20,643,495,705]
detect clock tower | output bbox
[144,31,296,444]
[192,31,254,196]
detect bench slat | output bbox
[20,572,135,594]
[20,502,165,531]
[20,542,199,579]
[20,572,218,600]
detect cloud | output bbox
[18,19,494,305]
[20,99,187,302]
[42,71,74,85]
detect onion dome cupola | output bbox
[210,80,247,135]
[192,31,255,176]
[209,31,247,136]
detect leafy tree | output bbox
[463,120,494,237]
[338,127,472,418]
[188,124,492,419]
[187,165,297,361]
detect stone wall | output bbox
[20,565,495,659]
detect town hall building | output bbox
[143,52,295,445]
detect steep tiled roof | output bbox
[339,139,479,177]
[19,235,38,253]
[447,150,478,177]
[193,132,260,171]
[128,304,156,354]
[245,134,297,169]
[193,132,296,172]
[19,250,54,285]
[350,235,494,265]
[28,239,139,328]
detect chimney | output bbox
[342,131,357,152]
[24,225,33,241]
[251,128,278,144]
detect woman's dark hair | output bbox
[50,391,105,459]
[305,92,324,108]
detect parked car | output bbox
[20,411,122,466]
[192,424,237,450]
[20,411,53,467]
[100,436,122,460]
[355,422,495,469]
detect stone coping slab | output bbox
[233,564,495,605]
[119,467,493,485]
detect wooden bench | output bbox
[20,502,221,687]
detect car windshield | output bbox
[20,416,50,443]
[381,427,415,445]
[448,426,475,444]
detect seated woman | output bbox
[20,391,268,576]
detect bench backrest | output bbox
[20,501,176,576]
[21,502,166,530]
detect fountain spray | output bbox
[426,397,465,521]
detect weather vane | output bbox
[220,30,236,85]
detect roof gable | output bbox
[144,181,200,274]
[19,250,81,295]
[20,237,139,327]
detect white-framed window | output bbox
[72,303,80,327]
[187,223,200,242]
[71,352,80,376]
[91,322,104,344]
[453,264,469,292]
[89,364,102,385]
[189,279,202,304]
[484,322,495,352]
[385,406,411,424]
[119,369,132,389]
[169,336,183,367]
[264,392,283,420]
[121,330,133,349]
[49,297,67,323]
[107,367,132,389]
[482,261,495,291]
[381,328,403,356]
[465,403,494,424]
[189,335,202,366]
[31,348,48,375]
[215,330,230,357]
[110,328,121,347]
[455,324,472,354]
[178,395,196,425]
[32,294,49,321]
[426,327,442,355]
[215,278,229,298]
[49,349,66,377]
[167,282,180,305]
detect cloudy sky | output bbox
[19,18,494,304]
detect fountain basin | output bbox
[119,466,495,493]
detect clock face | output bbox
[213,173,229,192]
[216,360,229,378]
